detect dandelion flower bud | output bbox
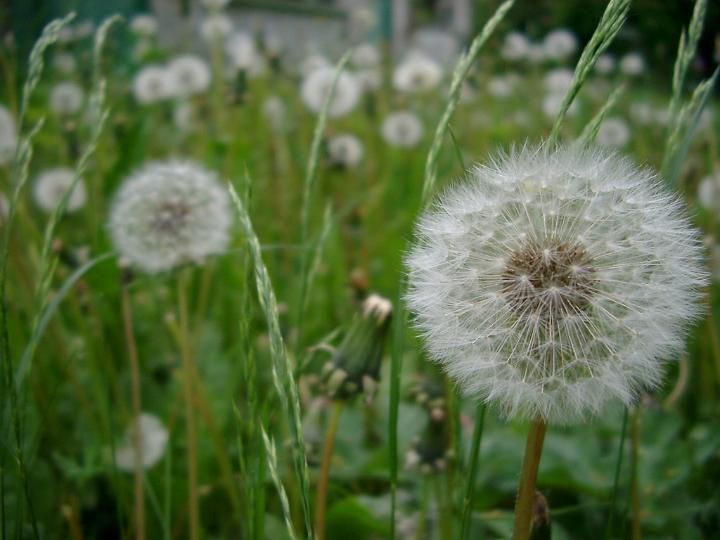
[34,168,86,213]
[0,105,17,165]
[405,144,706,424]
[301,66,360,118]
[109,160,232,273]
[321,294,392,401]
[49,82,84,116]
[381,111,423,148]
[114,413,169,471]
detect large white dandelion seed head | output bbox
[597,117,631,148]
[133,65,172,104]
[49,81,84,115]
[327,133,364,167]
[114,413,169,472]
[0,105,17,165]
[34,168,86,214]
[393,52,443,94]
[405,144,706,424]
[381,111,423,148]
[167,55,212,98]
[301,67,360,118]
[542,29,578,61]
[109,160,232,273]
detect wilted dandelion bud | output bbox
[33,168,86,213]
[381,111,423,148]
[596,117,631,148]
[114,413,169,471]
[109,160,232,273]
[167,55,212,98]
[301,66,360,118]
[133,65,172,104]
[404,420,452,475]
[321,294,392,402]
[405,144,706,424]
[393,52,443,94]
[49,82,84,116]
[327,133,364,168]
[0,105,17,165]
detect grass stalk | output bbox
[314,401,343,540]
[460,403,487,540]
[512,418,547,540]
[177,268,200,540]
[121,273,145,540]
[605,407,629,540]
[629,409,641,540]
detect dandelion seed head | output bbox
[393,52,443,94]
[225,32,265,76]
[381,111,423,148]
[405,144,706,424]
[0,105,17,165]
[167,55,211,98]
[501,31,531,62]
[328,133,364,167]
[115,413,169,472]
[542,29,578,61]
[53,52,77,75]
[130,14,158,37]
[597,117,631,148]
[301,67,360,118]
[34,168,86,213]
[698,173,720,211]
[49,81,84,115]
[200,14,233,41]
[351,43,380,68]
[620,52,645,77]
[133,65,171,104]
[109,160,232,273]
[595,54,615,75]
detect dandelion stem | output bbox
[121,275,144,540]
[460,403,486,540]
[177,269,200,540]
[314,401,343,540]
[512,418,547,540]
[605,407,629,540]
[629,408,641,540]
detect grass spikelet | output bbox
[577,84,625,146]
[229,181,313,540]
[262,427,299,540]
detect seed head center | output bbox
[501,239,596,319]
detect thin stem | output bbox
[629,408,641,540]
[460,403,486,540]
[512,418,547,540]
[314,401,343,540]
[605,407,629,540]
[178,269,200,540]
[121,279,144,540]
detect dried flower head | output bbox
[0,105,17,165]
[381,111,423,148]
[34,168,86,213]
[327,133,364,168]
[301,66,360,118]
[114,413,169,471]
[405,144,706,424]
[109,160,232,273]
[49,82,84,115]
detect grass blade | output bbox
[577,85,625,146]
[460,403,487,540]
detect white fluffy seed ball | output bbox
[33,168,86,213]
[301,67,360,118]
[49,82,84,115]
[597,117,631,148]
[381,111,423,148]
[405,144,706,424]
[328,133,364,167]
[167,55,212,98]
[393,52,443,94]
[133,65,172,104]
[115,413,169,472]
[109,161,232,273]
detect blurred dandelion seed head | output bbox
[49,81,84,115]
[167,54,211,98]
[328,134,364,167]
[34,168,86,213]
[381,111,423,148]
[405,144,707,423]
[109,160,231,273]
[301,67,360,118]
[115,413,169,472]
[393,52,443,94]
[133,65,172,104]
